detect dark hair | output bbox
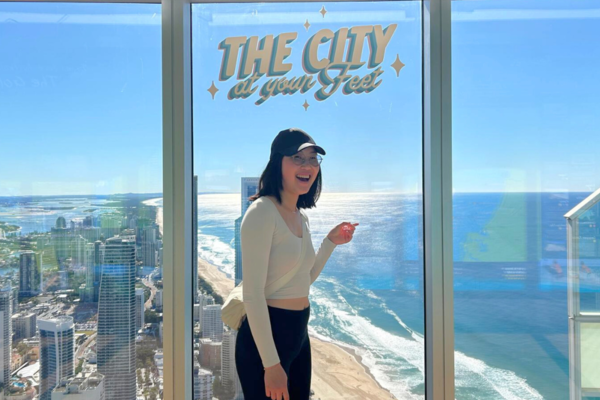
[248,152,322,209]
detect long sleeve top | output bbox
[240,196,337,368]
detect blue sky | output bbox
[1,0,599,196]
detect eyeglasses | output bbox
[290,154,323,167]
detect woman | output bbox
[235,128,358,400]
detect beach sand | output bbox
[146,198,397,399]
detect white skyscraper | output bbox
[201,305,223,342]
[141,226,157,268]
[0,287,12,386]
[12,312,37,340]
[222,329,243,399]
[194,364,214,400]
[135,288,145,332]
[38,317,75,400]
[70,236,88,266]
[97,237,136,400]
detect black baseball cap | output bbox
[270,128,326,159]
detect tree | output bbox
[145,310,160,323]
[16,342,29,357]
[75,359,84,375]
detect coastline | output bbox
[144,197,398,400]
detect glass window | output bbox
[191,2,424,399]
[452,1,600,399]
[0,3,163,399]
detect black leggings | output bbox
[235,305,311,400]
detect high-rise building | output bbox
[11,286,19,314]
[154,290,163,310]
[241,177,259,217]
[156,239,163,269]
[56,217,67,229]
[83,215,93,227]
[193,175,199,302]
[51,217,73,263]
[97,237,136,400]
[12,313,37,341]
[38,316,75,400]
[222,329,243,398]
[194,294,213,326]
[51,371,105,400]
[83,241,104,303]
[135,288,145,332]
[234,177,259,286]
[198,338,221,371]
[201,305,223,342]
[77,227,101,243]
[70,236,88,266]
[0,287,12,386]
[141,226,157,268]
[194,363,214,400]
[19,250,41,297]
[99,214,125,240]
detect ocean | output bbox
[196,191,598,400]
[2,191,598,399]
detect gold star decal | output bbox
[320,6,327,18]
[302,100,310,111]
[391,55,405,77]
[304,19,310,31]
[207,81,219,99]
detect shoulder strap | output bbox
[264,211,308,296]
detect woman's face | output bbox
[281,147,320,196]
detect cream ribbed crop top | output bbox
[241,196,337,368]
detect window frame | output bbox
[0,0,454,398]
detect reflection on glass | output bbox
[577,202,600,314]
[192,2,423,399]
[0,3,162,399]
[453,1,600,399]
[581,323,600,391]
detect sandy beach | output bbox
[145,197,397,399]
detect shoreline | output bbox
[145,197,398,399]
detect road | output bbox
[142,270,158,310]
[76,332,97,360]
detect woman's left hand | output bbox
[327,222,359,245]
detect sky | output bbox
[0,0,599,196]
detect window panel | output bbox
[0,4,163,399]
[191,2,424,399]
[452,1,600,399]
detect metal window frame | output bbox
[422,0,454,399]
[162,0,194,399]
[0,0,454,398]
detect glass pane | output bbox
[0,3,163,399]
[581,323,600,391]
[452,1,600,399]
[578,202,600,314]
[192,2,423,399]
